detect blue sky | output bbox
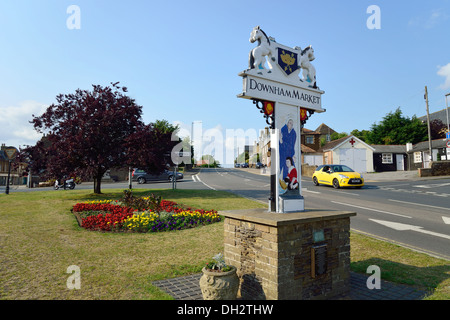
[1,0,450,159]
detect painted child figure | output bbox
[284,157,299,190]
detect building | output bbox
[257,127,271,167]
[406,139,450,170]
[371,145,407,172]
[315,123,336,144]
[301,144,323,166]
[1,144,25,186]
[418,107,450,126]
[319,135,375,173]
[301,128,321,151]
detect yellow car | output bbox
[312,164,364,189]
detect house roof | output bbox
[315,123,336,135]
[301,144,318,153]
[418,107,450,124]
[319,135,375,152]
[408,139,448,152]
[371,145,407,153]
[301,128,321,135]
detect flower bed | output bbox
[72,193,221,233]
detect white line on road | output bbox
[195,175,217,191]
[331,201,412,218]
[329,190,360,196]
[388,199,450,211]
[302,188,321,194]
[370,219,450,241]
[413,182,450,189]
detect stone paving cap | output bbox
[222,208,356,227]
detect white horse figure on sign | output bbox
[248,26,275,71]
[299,45,317,88]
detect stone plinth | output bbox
[223,208,356,300]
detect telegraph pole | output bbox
[425,86,433,163]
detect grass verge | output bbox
[0,188,448,300]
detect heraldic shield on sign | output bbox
[278,48,299,76]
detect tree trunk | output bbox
[93,169,104,194]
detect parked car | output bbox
[132,169,183,184]
[312,164,364,189]
[241,163,249,168]
[255,162,264,169]
[234,163,241,168]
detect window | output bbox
[306,136,314,144]
[414,152,422,163]
[381,153,393,164]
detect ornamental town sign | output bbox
[237,26,326,213]
[238,26,325,113]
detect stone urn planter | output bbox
[199,266,239,300]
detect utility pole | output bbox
[425,86,433,164]
[445,93,450,135]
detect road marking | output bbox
[192,175,199,182]
[331,201,412,218]
[351,229,450,261]
[381,187,450,198]
[302,188,321,194]
[443,216,450,225]
[195,175,217,191]
[413,182,450,189]
[329,190,360,196]
[388,199,450,211]
[370,219,450,241]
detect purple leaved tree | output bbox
[25,82,176,194]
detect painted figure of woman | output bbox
[279,118,297,180]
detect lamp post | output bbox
[5,160,11,195]
[445,93,450,135]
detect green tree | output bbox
[330,132,348,140]
[366,108,427,145]
[153,119,179,134]
[350,129,371,142]
[201,155,220,167]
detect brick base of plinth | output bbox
[223,209,356,300]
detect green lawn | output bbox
[0,188,448,300]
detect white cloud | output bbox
[437,63,450,90]
[408,8,449,29]
[0,101,47,148]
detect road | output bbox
[189,168,450,261]
[3,167,449,260]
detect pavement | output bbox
[152,271,428,300]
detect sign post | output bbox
[238,26,325,213]
[4,147,18,195]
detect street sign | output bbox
[446,140,450,148]
[447,132,450,140]
[4,147,18,160]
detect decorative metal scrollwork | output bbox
[253,99,275,129]
[300,108,315,127]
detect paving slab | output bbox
[152,272,428,300]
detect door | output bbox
[317,166,333,185]
[396,154,404,171]
[339,148,367,173]
[423,151,431,168]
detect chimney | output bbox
[406,143,413,152]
